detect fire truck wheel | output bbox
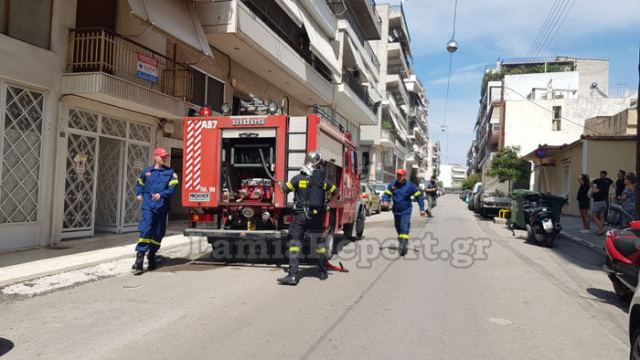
[355,208,365,240]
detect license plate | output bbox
[542,219,553,230]
[189,193,211,202]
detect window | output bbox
[552,106,561,131]
[191,69,225,112]
[0,84,45,223]
[0,0,53,49]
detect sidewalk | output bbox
[559,215,607,255]
[0,221,206,288]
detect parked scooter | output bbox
[524,199,564,247]
[510,190,567,248]
[604,221,640,299]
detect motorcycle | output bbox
[524,199,563,247]
[604,220,640,300]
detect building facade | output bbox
[439,164,467,189]
[467,56,634,191]
[0,0,387,251]
[360,4,430,184]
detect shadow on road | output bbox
[475,213,606,271]
[0,337,14,357]
[586,287,630,313]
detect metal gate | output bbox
[62,108,153,238]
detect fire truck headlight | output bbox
[268,101,277,115]
[242,207,255,218]
[261,211,271,222]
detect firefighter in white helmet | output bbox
[278,151,338,285]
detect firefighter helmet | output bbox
[306,151,323,166]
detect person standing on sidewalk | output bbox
[382,169,426,256]
[619,172,636,222]
[577,174,591,233]
[132,148,179,274]
[615,170,626,203]
[591,170,613,236]
[423,175,439,217]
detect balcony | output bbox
[387,42,409,75]
[63,29,195,119]
[380,129,395,149]
[335,70,378,126]
[387,74,410,106]
[197,0,334,105]
[388,5,411,59]
[326,0,381,40]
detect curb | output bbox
[0,235,208,288]
[559,231,605,256]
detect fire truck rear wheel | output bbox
[355,208,365,240]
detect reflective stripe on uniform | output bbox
[329,185,337,193]
[168,179,179,186]
[138,238,161,246]
[137,177,145,186]
[286,181,295,191]
[289,246,301,252]
[299,180,308,189]
[323,183,328,190]
[398,234,409,239]
[413,191,422,197]
[314,247,327,254]
[385,189,393,196]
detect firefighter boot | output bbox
[132,252,145,275]
[278,241,301,286]
[147,251,157,271]
[277,273,299,286]
[399,238,408,257]
[317,250,328,280]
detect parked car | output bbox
[361,183,381,216]
[468,183,483,211]
[477,190,512,218]
[370,183,391,211]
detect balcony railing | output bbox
[242,0,332,82]
[326,0,380,72]
[67,28,196,102]
[342,70,376,112]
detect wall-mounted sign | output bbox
[136,53,158,84]
[534,146,547,160]
[73,152,88,175]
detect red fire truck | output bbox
[181,108,366,260]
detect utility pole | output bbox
[636,46,640,220]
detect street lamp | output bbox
[446,39,458,53]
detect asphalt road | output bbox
[0,196,631,359]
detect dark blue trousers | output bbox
[136,209,167,253]
[393,210,411,240]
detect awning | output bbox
[386,104,408,141]
[128,0,212,57]
[345,36,376,91]
[275,0,303,27]
[300,9,341,76]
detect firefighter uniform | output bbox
[135,165,179,254]
[382,179,425,255]
[279,169,337,285]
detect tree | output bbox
[488,146,528,191]
[462,173,481,190]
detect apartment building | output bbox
[439,164,467,189]
[0,0,384,251]
[467,56,633,190]
[360,3,430,184]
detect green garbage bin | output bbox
[510,189,542,229]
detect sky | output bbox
[395,0,640,166]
